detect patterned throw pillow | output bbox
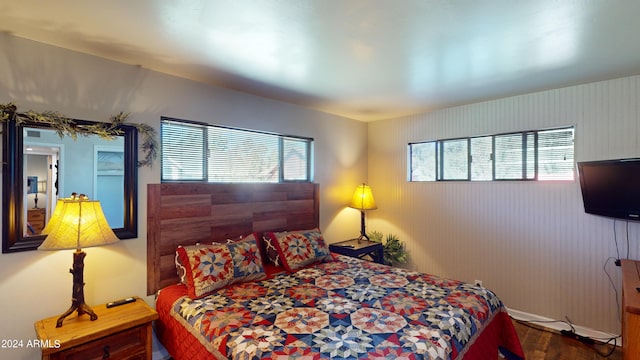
[263,234,282,266]
[174,234,262,284]
[266,228,332,273]
[176,237,266,299]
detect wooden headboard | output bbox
[146,182,319,295]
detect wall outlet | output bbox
[474,280,483,287]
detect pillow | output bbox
[176,237,266,299]
[175,251,188,284]
[175,241,207,285]
[247,232,270,266]
[266,228,331,273]
[174,234,262,284]
[263,234,282,266]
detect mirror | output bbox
[2,118,138,253]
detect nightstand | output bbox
[34,297,158,360]
[27,208,46,235]
[329,238,385,264]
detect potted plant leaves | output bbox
[368,231,408,266]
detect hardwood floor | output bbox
[512,320,622,360]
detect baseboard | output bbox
[506,307,621,348]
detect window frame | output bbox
[408,126,575,182]
[408,140,438,182]
[161,117,313,183]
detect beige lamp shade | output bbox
[36,180,47,193]
[38,197,119,250]
[349,184,377,210]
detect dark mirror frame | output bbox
[2,117,138,253]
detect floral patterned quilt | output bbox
[157,255,523,359]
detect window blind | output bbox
[207,126,280,183]
[161,118,313,183]
[440,139,468,180]
[408,126,574,182]
[494,133,525,180]
[470,136,492,181]
[538,127,574,180]
[161,121,205,181]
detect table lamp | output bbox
[349,183,377,242]
[38,193,119,327]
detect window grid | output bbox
[408,126,574,182]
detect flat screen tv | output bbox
[577,158,640,221]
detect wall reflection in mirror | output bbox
[23,128,124,237]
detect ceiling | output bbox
[2,1,640,121]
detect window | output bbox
[161,118,313,183]
[409,141,436,181]
[409,126,574,182]
[537,128,575,180]
[470,136,492,180]
[440,139,468,180]
[162,121,205,180]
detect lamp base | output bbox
[356,234,370,243]
[55,301,98,328]
[55,249,98,328]
[357,210,369,243]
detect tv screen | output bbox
[577,158,640,221]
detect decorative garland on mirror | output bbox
[0,102,157,167]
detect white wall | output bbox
[367,76,640,335]
[0,34,367,359]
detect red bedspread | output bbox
[156,255,523,359]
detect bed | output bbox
[147,183,524,359]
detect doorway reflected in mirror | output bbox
[23,128,125,236]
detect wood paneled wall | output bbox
[367,75,640,335]
[146,182,319,295]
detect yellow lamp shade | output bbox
[41,198,67,235]
[39,197,119,250]
[349,184,377,210]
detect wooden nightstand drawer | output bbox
[27,208,46,235]
[28,210,45,221]
[49,325,146,360]
[35,297,158,360]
